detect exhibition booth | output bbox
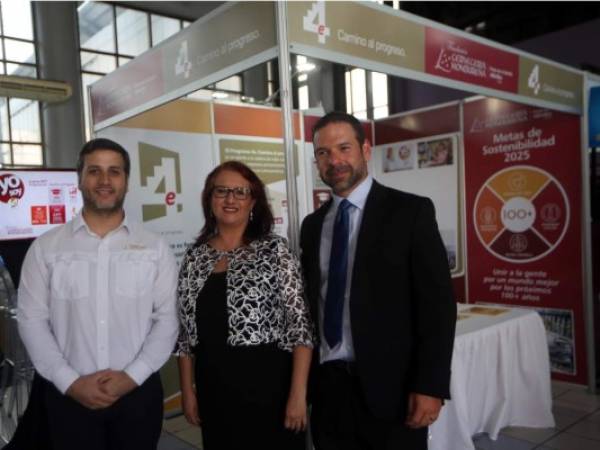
[1,1,597,447]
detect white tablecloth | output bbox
[429,305,555,450]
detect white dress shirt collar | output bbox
[72,210,131,236]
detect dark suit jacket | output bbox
[300,180,456,420]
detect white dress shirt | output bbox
[17,213,178,394]
[319,175,373,363]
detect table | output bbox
[429,304,555,450]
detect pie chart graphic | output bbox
[473,165,569,263]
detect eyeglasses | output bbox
[212,186,252,200]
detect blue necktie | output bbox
[324,199,352,348]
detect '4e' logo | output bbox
[175,40,192,79]
[303,1,330,44]
[528,64,541,96]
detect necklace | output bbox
[210,234,244,253]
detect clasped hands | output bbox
[66,370,138,410]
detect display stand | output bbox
[88,0,595,393]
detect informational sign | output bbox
[219,138,293,238]
[518,57,583,111]
[537,307,576,375]
[302,115,330,212]
[425,27,518,93]
[464,98,584,382]
[91,2,277,129]
[473,166,569,264]
[288,1,424,76]
[0,170,82,241]
[287,1,583,113]
[98,100,213,263]
[213,103,306,238]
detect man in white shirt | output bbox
[17,138,178,450]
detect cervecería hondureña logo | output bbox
[138,142,182,222]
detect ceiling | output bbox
[112,1,223,21]
[401,1,600,46]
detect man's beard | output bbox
[322,163,367,195]
[81,188,125,216]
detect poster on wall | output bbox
[213,103,308,239]
[537,307,576,375]
[463,97,584,382]
[303,130,333,213]
[0,170,82,241]
[310,159,333,211]
[373,134,462,275]
[98,100,213,264]
[217,137,297,238]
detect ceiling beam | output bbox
[110,1,223,21]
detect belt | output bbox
[321,359,358,376]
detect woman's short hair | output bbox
[197,161,274,245]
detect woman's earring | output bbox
[250,210,254,222]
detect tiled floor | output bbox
[158,381,600,450]
[1,381,598,450]
[160,415,203,450]
[471,380,600,450]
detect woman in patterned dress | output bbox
[175,161,314,450]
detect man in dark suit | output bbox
[300,112,456,449]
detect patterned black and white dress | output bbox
[175,234,314,450]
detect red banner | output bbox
[464,98,584,383]
[426,28,519,93]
